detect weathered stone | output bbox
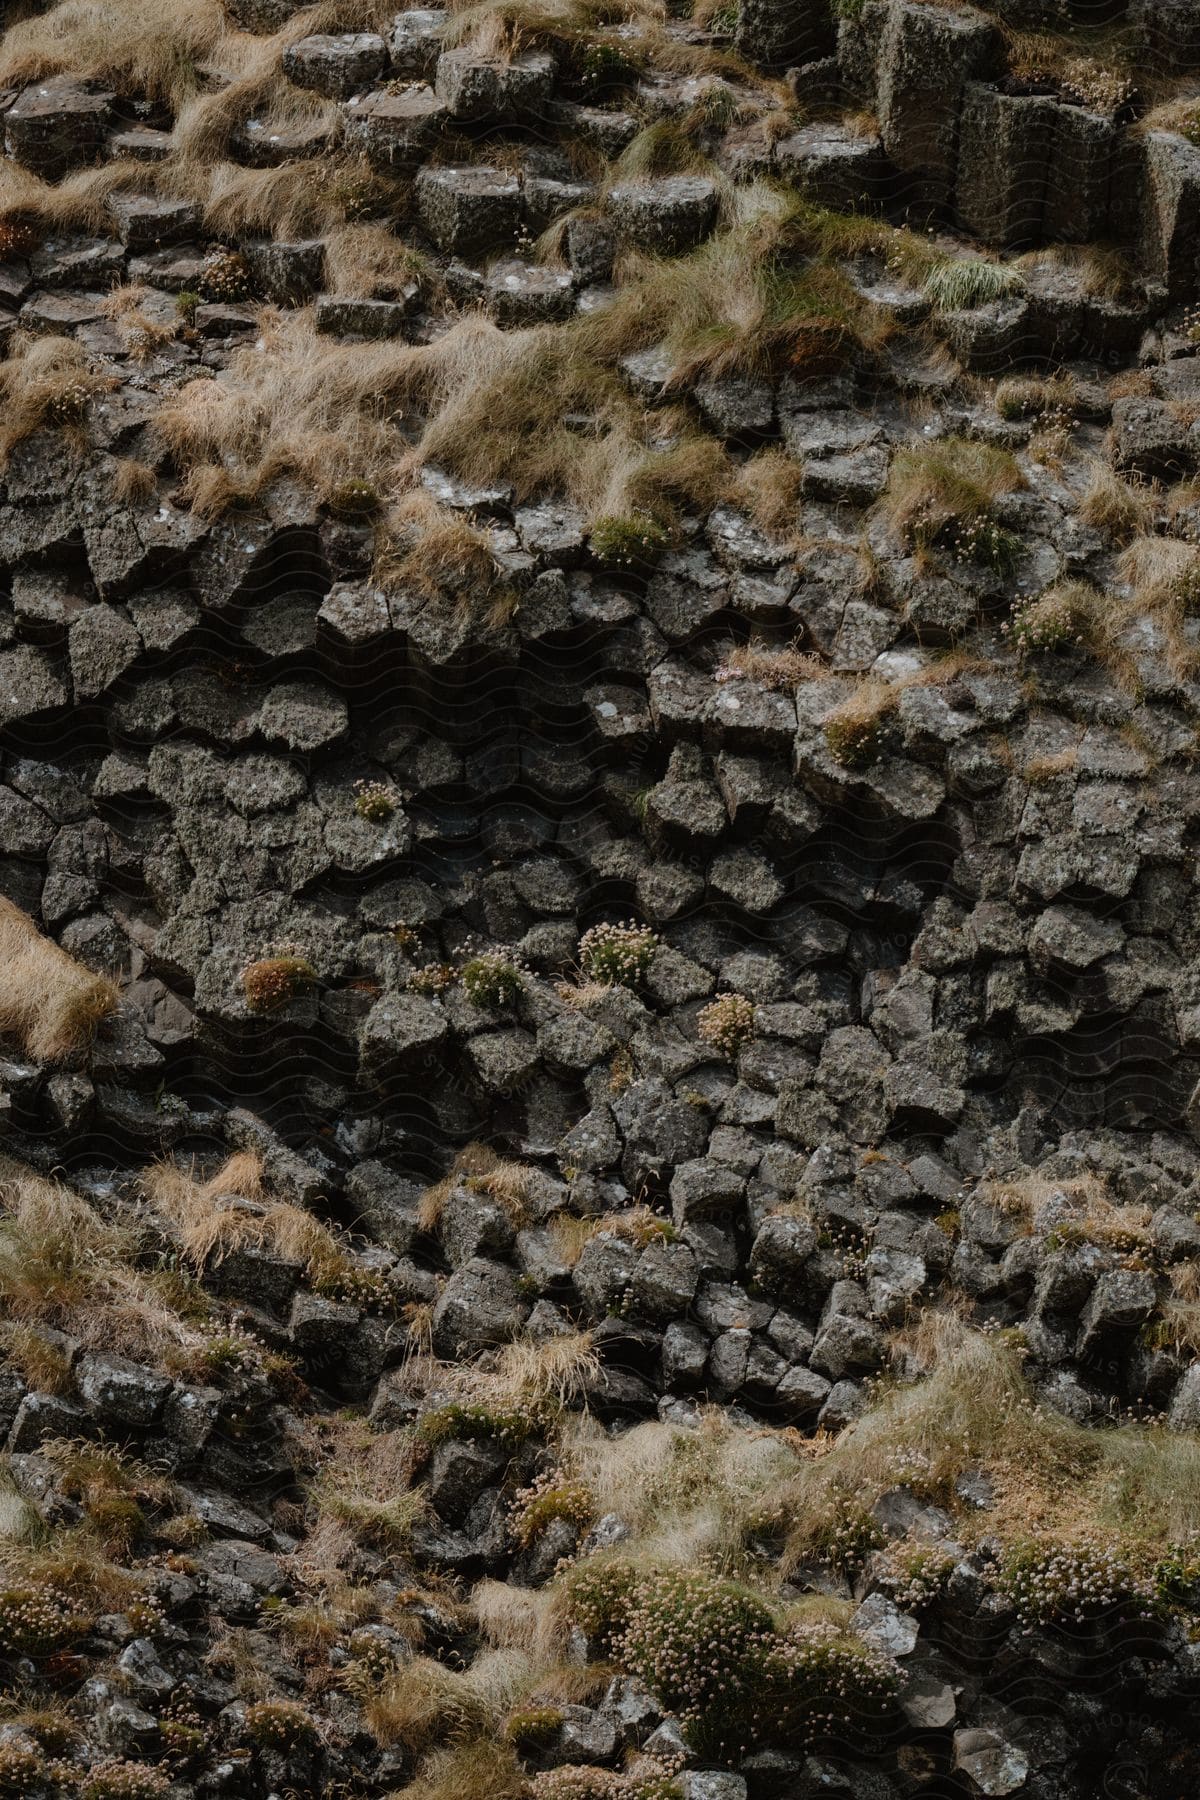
[432,1257,529,1355]
[283,33,387,98]
[5,78,112,177]
[607,177,719,253]
[416,164,523,255]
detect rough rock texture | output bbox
[2,2,1200,1798]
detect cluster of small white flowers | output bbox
[1060,57,1133,116]
[46,379,94,425]
[698,992,756,1059]
[948,514,1015,571]
[461,949,527,1008]
[408,961,457,993]
[353,778,400,822]
[199,246,251,301]
[999,1540,1152,1629]
[579,920,658,986]
[764,1621,898,1738]
[881,1544,956,1611]
[1171,561,1200,616]
[81,1758,171,1800]
[1002,591,1082,654]
[0,1582,89,1655]
[509,1468,594,1547]
[532,1757,683,1800]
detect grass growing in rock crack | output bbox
[0,337,121,469]
[922,257,1024,313]
[0,898,118,1062]
[1079,456,1154,543]
[143,1150,376,1300]
[879,436,1026,567]
[418,1144,537,1233]
[0,0,226,110]
[779,1313,1200,1571]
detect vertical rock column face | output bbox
[1139,130,1200,303]
[955,85,1055,249]
[735,0,835,69]
[875,0,1000,213]
[1042,103,1116,244]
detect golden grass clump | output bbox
[715,641,824,690]
[0,1158,207,1366]
[418,1143,536,1234]
[0,896,118,1062]
[779,1314,1200,1572]
[1079,457,1154,543]
[142,1151,360,1291]
[367,1647,533,1753]
[310,1419,428,1550]
[879,436,1026,559]
[0,0,226,110]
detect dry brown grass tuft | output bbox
[1152,1261,1200,1358]
[152,313,419,511]
[729,447,806,537]
[0,1158,207,1365]
[375,490,501,610]
[716,641,824,689]
[0,0,226,110]
[143,1152,359,1287]
[418,1144,536,1234]
[0,897,118,1061]
[878,437,1025,557]
[779,1314,1200,1570]
[310,1421,427,1550]
[367,1648,532,1754]
[391,1738,532,1800]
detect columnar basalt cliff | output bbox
[2,2,1200,1797]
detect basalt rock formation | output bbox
[2,2,1200,1798]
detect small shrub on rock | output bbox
[999,1540,1152,1628]
[577,41,638,95]
[241,955,317,1012]
[698,991,755,1059]
[947,514,1022,574]
[0,1743,48,1793]
[199,247,252,301]
[824,710,884,770]
[811,1504,887,1577]
[1005,583,1096,655]
[462,952,524,1008]
[759,1620,897,1747]
[1171,561,1200,616]
[881,1544,956,1610]
[353,779,399,822]
[589,513,669,573]
[45,379,95,426]
[416,1401,539,1449]
[510,1470,595,1546]
[0,214,41,259]
[0,1584,89,1657]
[579,921,658,986]
[327,477,380,519]
[410,961,457,993]
[81,1763,169,1800]
[1152,1539,1200,1610]
[504,1703,565,1748]
[243,1699,317,1751]
[564,1559,642,1650]
[617,1568,774,1756]
[533,1770,682,1800]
